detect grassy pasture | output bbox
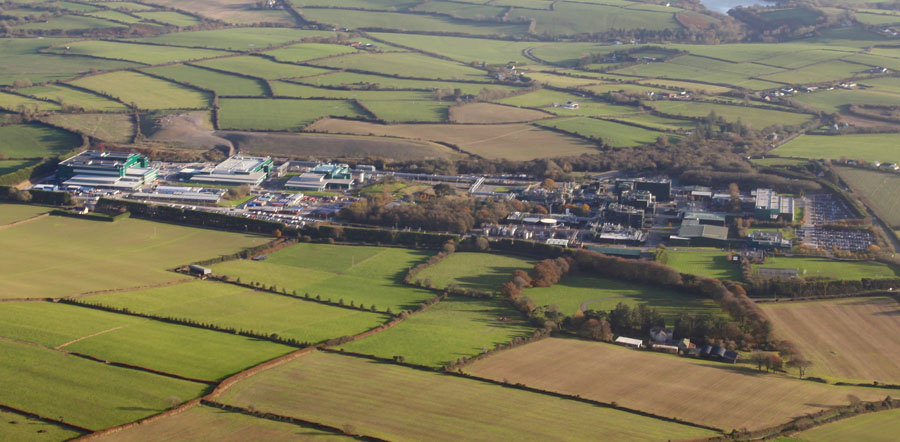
[132,28,333,50]
[650,101,813,129]
[527,42,615,66]
[660,249,741,280]
[0,339,207,430]
[0,301,294,381]
[219,131,456,160]
[48,41,228,65]
[306,118,600,160]
[43,113,136,143]
[792,408,900,442]
[264,43,358,63]
[755,256,898,280]
[466,337,887,432]
[0,159,37,176]
[72,71,211,110]
[413,1,506,19]
[772,134,900,164]
[360,99,451,122]
[271,82,432,100]
[15,15,126,31]
[762,297,900,383]
[523,275,723,319]
[0,203,49,225]
[140,0,296,24]
[535,117,667,147]
[751,157,811,167]
[86,280,389,345]
[146,64,268,96]
[340,297,534,367]
[0,38,138,86]
[0,409,82,442]
[835,167,900,228]
[196,56,331,80]
[791,88,900,114]
[87,10,144,24]
[135,11,202,27]
[509,2,679,35]
[309,51,488,81]
[449,102,550,123]
[369,33,542,64]
[636,78,732,94]
[759,60,869,84]
[21,83,128,111]
[614,113,696,131]
[295,71,518,94]
[0,216,267,299]
[217,98,365,130]
[93,405,350,442]
[212,243,436,312]
[300,9,528,35]
[498,89,641,117]
[613,55,784,89]
[0,91,61,112]
[0,123,81,159]
[217,351,715,441]
[104,2,159,11]
[525,71,607,88]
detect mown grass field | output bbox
[524,275,723,319]
[264,43,358,63]
[132,28,333,50]
[791,88,900,114]
[48,40,228,65]
[218,98,365,130]
[72,71,211,110]
[612,55,784,89]
[146,64,269,96]
[296,71,518,94]
[306,118,600,160]
[414,252,535,291]
[94,405,350,441]
[535,117,667,147]
[0,203,49,225]
[0,90,61,112]
[0,123,81,158]
[21,84,128,111]
[15,15,126,31]
[85,280,389,345]
[43,112,136,144]
[659,249,742,280]
[466,337,887,432]
[0,159,37,176]
[300,9,528,35]
[755,256,899,280]
[834,166,900,228]
[772,134,900,164]
[791,408,900,442]
[340,297,534,367]
[217,351,716,441]
[0,216,267,299]
[369,33,541,64]
[0,38,138,86]
[650,101,813,129]
[0,409,83,441]
[196,56,331,80]
[271,82,432,101]
[449,103,550,123]
[212,243,436,312]
[0,339,207,430]
[309,51,487,81]
[135,10,202,27]
[0,301,294,381]
[761,297,900,384]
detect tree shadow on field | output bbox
[691,363,772,378]
[449,265,532,291]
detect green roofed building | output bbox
[57,150,148,180]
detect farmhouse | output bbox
[187,155,273,186]
[57,150,157,191]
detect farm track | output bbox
[55,325,127,350]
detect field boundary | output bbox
[0,403,92,435]
[0,212,48,229]
[66,278,196,300]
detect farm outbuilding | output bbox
[188,265,212,276]
[614,336,643,348]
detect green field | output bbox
[271,82,432,101]
[793,88,900,114]
[340,297,534,367]
[0,123,81,159]
[0,409,82,441]
[536,117,667,147]
[756,256,899,280]
[72,71,212,110]
[0,339,207,430]
[835,167,900,228]
[135,11,202,27]
[791,409,900,442]
[296,71,518,94]
[15,15,126,31]
[131,28,334,50]
[524,275,723,319]
[650,101,813,129]
[772,134,900,164]
[85,280,389,345]
[0,90,62,112]
[309,51,488,81]
[751,157,812,167]
[86,10,145,24]
[264,43,358,63]
[612,55,784,89]
[0,159,37,177]
[0,216,267,299]
[508,2,680,35]
[0,301,294,381]
[413,252,535,291]
[659,249,742,280]
[196,56,331,80]
[499,89,641,117]
[0,38,138,86]
[212,243,436,312]
[0,203,49,225]
[300,9,528,35]
[146,64,269,96]
[217,98,366,130]
[48,41,228,65]
[217,351,716,441]
[20,84,129,111]
[93,404,351,441]
[370,33,542,64]
[360,99,451,122]
[43,112,136,144]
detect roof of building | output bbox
[586,246,642,257]
[60,150,138,167]
[190,172,266,185]
[213,155,272,174]
[615,336,643,346]
[678,221,728,241]
[683,211,727,223]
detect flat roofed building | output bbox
[683,211,727,227]
[189,155,273,186]
[676,219,729,246]
[57,150,148,180]
[755,188,794,222]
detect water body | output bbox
[699,0,770,14]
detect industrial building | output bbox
[620,189,656,211]
[57,150,157,190]
[671,218,729,247]
[284,163,355,192]
[604,203,644,229]
[754,189,794,222]
[186,155,273,186]
[616,178,672,201]
[128,186,226,205]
